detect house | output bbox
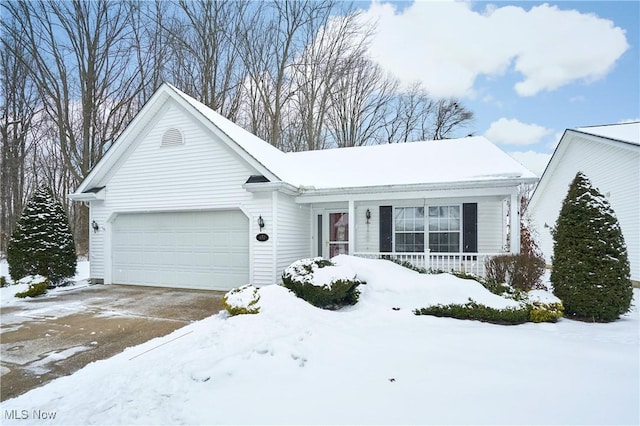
[70,83,538,291]
[528,122,640,285]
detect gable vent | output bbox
[161,128,184,147]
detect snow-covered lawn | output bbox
[0,259,90,307]
[2,255,638,425]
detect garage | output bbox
[111,210,249,290]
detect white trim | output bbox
[348,200,355,255]
[510,191,520,254]
[272,191,279,284]
[296,183,533,204]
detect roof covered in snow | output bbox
[168,84,536,189]
[73,83,537,197]
[576,122,640,146]
[286,137,536,189]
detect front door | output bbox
[328,212,349,258]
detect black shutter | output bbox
[463,203,477,253]
[379,206,393,252]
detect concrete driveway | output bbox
[0,284,225,401]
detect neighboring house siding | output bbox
[276,193,312,281]
[92,103,276,286]
[530,134,640,282]
[477,199,505,253]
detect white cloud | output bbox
[509,151,552,177]
[360,1,629,97]
[484,118,552,145]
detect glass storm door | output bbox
[328,212,349,258]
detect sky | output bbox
[353,0,640,175]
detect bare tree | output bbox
[162,0,248,120]
[430,98,474,140]
[237,0,340,149]
[3,0,146,252]
[383,82,434,143]
[326,57,398,148]
[287,11,371,151]
[0,13,40,255]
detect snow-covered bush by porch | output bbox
[223,285,260,316]
[551,172,632,322]
[7,186,77,285]
[281,257,363,309]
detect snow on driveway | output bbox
[1,256,638,425]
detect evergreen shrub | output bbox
[7,186,77,285]
[551,172,633,322]
[282,258,363,309]
[414,300,530,325]
[15,276,50,298]
[223,285,260,316]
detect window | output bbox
[428,206,460,253]
[394,207,424,252]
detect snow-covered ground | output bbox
[2,255,638,425]
[0,259,90,307]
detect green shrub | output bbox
[281,258,363,309]
[7,185,77,285]
[485,254,545,291]
[15,277,49,298]
[223,285,260,316]
[385,257,428,274]
[414,300,530,325]
[0,276,7,288]
[528,302,564,323]
[551,172,633,322]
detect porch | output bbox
[352,251,502,278]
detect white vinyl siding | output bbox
[91,103,277,287]
[529,133,640,281]
[276,193,312,281]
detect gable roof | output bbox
[574,122,640,146]
[72,83,537,198]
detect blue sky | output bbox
[354,1,639,174]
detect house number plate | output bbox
[256,233,269,242]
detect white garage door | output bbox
[112,211,249,290]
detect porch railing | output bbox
[352,252,503,278]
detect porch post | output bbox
[348,199,355,255]
[510,191,520,254]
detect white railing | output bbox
[352,252,503,278]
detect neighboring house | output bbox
[70,83,537,290]
[528,122,640,285]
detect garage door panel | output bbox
[112,211,249,290]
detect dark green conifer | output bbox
[551,172,632,322]
[7,186,77,285]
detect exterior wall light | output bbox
[91,220,99,233]
[258,215,265,230]
[365,209,371,224]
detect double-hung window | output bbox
[394,207,424,252]
[428,206,461,252]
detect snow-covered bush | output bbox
[7,186,77,286]
[551,172,632,322]
[223,285,260,316]
[15,275,49,298]
[281,257,364,309]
